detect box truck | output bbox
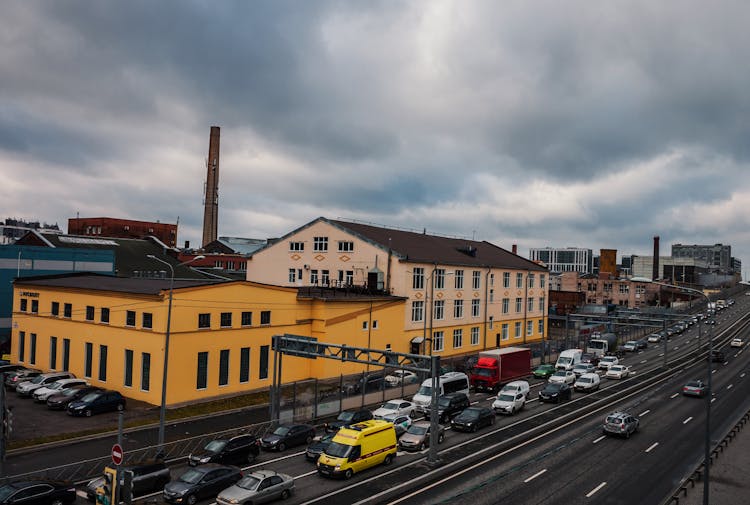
[586,332,618,357]
[469,347,531,392]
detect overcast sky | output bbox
[2,1,750,274]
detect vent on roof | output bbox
[457,245,477,257]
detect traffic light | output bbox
[97,467,118,505]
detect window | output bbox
[453,299,464,319]
[538,319,545,335]
[86,306,95,321]
[197,352,208,389]
[310,269,318,284]
[502,298,509,314]
[472,271,481,289]
[362,321,369,330]
[31,299,38,314]
[141,353,151,391]
[434,269,446,289]
[313,236,328,252]
[471,299,480,317]
[63,303,72,318]
[528,297,534,312]
[241,311,253,326]
[540,274,546,288]
[142,312,153,329]
[321,270,330,286]
[84,342,93,377]
[471,327,480,346]
[30,333,36,365]
[503,272,510,288]
[288,268,297,283]
[219,349,230,386]
[453,329,463,349]
[338,241,354,252]
[49,336,57,369]
[373,320,379,329]
[433,300,445,320]
[490,289,494,303]
[514,322,522,339]
[63,338,70,371]
[411,301,424,322]
[515,297,523,313]
[454,270,464,289]
[20,298,28,312]
[289,241,304,251]
[528,274,535,288]
[101,307,110,323]
[98,345,108,381]
[490,273,495,287]
[126,310,136,327]
[198,313,211,329]
[260,311,271,325]
[18,331,25,362]
[489,315,494,329]
[516,273,523,288]
[259,345,269,379]
[527,321,533,337]
[240,347,250,383]
[220,312,232,328]
[502,323,509,340]
[412,267,425,290]
[432,331,444,352]
[619,284,629,294]
[51,302,60,316]
[539,296,545,312]
[124,349,134,387]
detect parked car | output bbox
[602,411,639,438]
[731,338,743,348]
[216,470,294,505]
[682,380,708,397]
[574,372,601,392]
[398,421,445,452]
[0,364,25,375]
[424,393,470,423]
[342,373,385,395]
[605,365,631,380]
[32,378,88,403]
[598,356,619,370]
[532,364,556,379]
[4,368,42,389]
[572,363,596,378]
[538,382,572,403]
[85,460,170,502]
[66,390,125,417]
[492,391,525,415]
[450,407,495,432]
[16,372,75,397]
[373,399,415,419]
[381,413,412,437]
[384,370,418,387]
[324,409,373,433]
[260,424,316,451]
[549,370,576,386]
[188,434,260,466]
[580,353,600,367]
[47,385,101,410]
[623,341,638,352]
[0,479,76,505]
[305,432,337,462]
[163,464,242,505]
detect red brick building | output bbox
[68,217,178,247]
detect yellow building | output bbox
[10,273,406,406]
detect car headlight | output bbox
[200,456,211,463]
[335,464,341,470]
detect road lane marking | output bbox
[674,347,679,351]
[586,482,607,498]
[723,361,729,365]
[712,369,717,374]
[659,353,664,357]
[296,470,319,479]
[593,435,606,444]
[524,468,547,483]
[683,417,693,424]
[727,384,733,390]
[711,398,717,403]
[670,393,680,398]
[645,442,659,453]
[640,360,647,364]
[640,409,651,416]
[741,373,746,378]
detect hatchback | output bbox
[163,464,242,505]
[33,378,88,403]
[305,432,337,462]
[538,382,572,403]
[532,364,556,379]
[188,434,260,466]
[603,412,639,438]
[572,363,596,378]
[16,372,75,397]
[425,393,470,423]
[67,390,125,417]
[647,333,662,343]
[492,392,525,415]
[549,370,576,385]
[730,338,743,348]
[324,409,373,433]
[623,341,638,352]
[4,368,41,389]
[47,386,101,410]
[260,424,316,451]
[216,470,294,505]
[605,365,631,380]
[598,356,619,370]
[450,407,495,432]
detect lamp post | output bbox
[631,277,712,505]
[146,254,204,454]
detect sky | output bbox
[2,1,750,273]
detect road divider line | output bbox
[645,442,659,453]
[670,393,679,399]
[711,398,717,403]
[741,373,746,378]
[712,369,717,374]
[727,384,733,390]
[640,360,647,364]
[523,468,547,483]
[659,353,664,357]
[586,482,607,498]
[683,417,693,425]
[295,470,319,479]
[593,435,606,444]
[640,409,651,416]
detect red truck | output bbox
[469,347,532,392]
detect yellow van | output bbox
[317,419,397,479]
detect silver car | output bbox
[216,470,293,505]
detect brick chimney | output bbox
[512,244,517,254]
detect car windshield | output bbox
[417,385,432,396]
[30,375,46,384]
[324,442,352,458]
[382,402,400,410]
[546,383,562,391]
[62,387,83,397]
[337,411,354,421]
[579,377,592,383]
[474,368,494,377]
[80,392,102,402]
[606,416,621,424]
[458,408,480,420]
[0,485,15,501]
[407,424,428,435]
[602,357,615,362]
[497,394,514,402]
[273,426,290,436]
[179,469,205,484]
[610,366,622,371]
[204,440,227,453]
[48,382,64,390]
[236,476,261,491]
[437,397,452,408]
[557,357,572,365]
[553,372,566,377]
[686,381,702,387]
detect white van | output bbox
[412,372,470,413]
[500,380,530,399]
[574,372,601,392]
[556,349,583,371]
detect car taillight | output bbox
[620,423,625,430]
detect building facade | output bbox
[68,217,178,247]
[553,271,660,308]
[671,243,733,274]
[529,247,593,274]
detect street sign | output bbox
[111,443,123,465]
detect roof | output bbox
[14,273,225,295]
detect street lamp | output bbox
[631,277,712,505]
[146,254,204,454]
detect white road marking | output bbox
[640,359,647,364]
[723,361,729,365]
[295,470,319,479]
[586,482,607,498]
[524,468,547,483]
[711,397,717,403]
[712,369,717,374]
[683,417,693,424]
[674,347,679,351]
[593,435,606,444]
[670,392,679,399]
[727,384,733,390]
[741,373,746,378]
[645,442,659,453]
[659,353,664,357]
[640,409,651,416]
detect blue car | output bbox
[66,390,126,417]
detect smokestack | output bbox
[653,236,660,280]
[512,244,518,254]
[202,126,220,247]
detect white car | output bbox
[605,365,631,379]
[381,413,412,437]
[548,370,576,386]
[384,370,418,387]
[373,399,416,419]
[501,380,531,399]
[492,391,526,415]
[32,378,88,402]
[574,373,601,392]
[647,333,662,343]
[730,338,743,348]
[598,356,619,370]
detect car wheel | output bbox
[510,407,515,415]
[410,410,415,418]
[625,430,630,439]
[281,489,291,500]
[186,495,197,505]
[490,416,496,425]
[278,442,286,451]
[51,500,63,505]
[418,442,425,451]
[438,433,444,444]
[384,454,393,466]
[85,409,93,417]
[344,469,353,480]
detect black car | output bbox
[47,385,102,410]
[67,390,126,417]
[450,407,495,432]
[580,354,600,367]
[86,460,171,502]
[425,393,470,423]
[342,374,386,395]
[635,339,648,350]
[305,432,336,461]
[188,434,260,466]
[324,409,373,433]
[163,464,242,505]
[0,479,76,505]
[0,364,25,375]
[260,424,316,451]
[538,382,572,403]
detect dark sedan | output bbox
[260,424,315,451]
[450,407,495,432]
[47,385,102,410]
[0,479,76,505]
[538,382,572,403]
[305,432,336,461]
[67,390,125,417]
[188,434,260,466]
[163,464,242,505]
